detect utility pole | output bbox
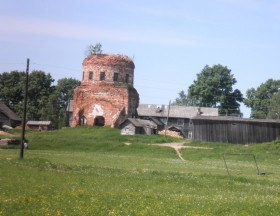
[20,58,29,159]
[165,100,171,137]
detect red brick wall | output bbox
[72,54,139,128]
[82,54,135,85]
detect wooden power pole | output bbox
[20,58,29,159]
[165,100,171,137]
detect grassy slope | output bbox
[1,127,280,215]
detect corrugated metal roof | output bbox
[0,103,21,121]
[137,104,219,118]
[27,121,52,125]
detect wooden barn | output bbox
[191,116,280,144]
[120,118,157,135]
[137,104,219,137]
[0,103,21,128]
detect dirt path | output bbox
[152,142,213,161]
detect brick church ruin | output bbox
[71,54,139,127]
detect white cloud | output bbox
[0,15,200,47]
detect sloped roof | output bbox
[27,121,52,126]
[122,118,157,129]
[149,117,165,126]
[137,104,219,118]
[192,116,280,124]
[0,103,21,121]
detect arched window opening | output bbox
[89,71,93,80]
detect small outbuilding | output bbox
[191,116,280,144]
[66,100,74,127]
[137,104,219,138]
[26,121,52,131]
[0,103,21,128]
[120,118,157,135]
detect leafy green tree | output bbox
[0,70,80,128]
[55,78,80,128]
[55,78,80,109]
[27,71,55,120]
[268,92,280,120]
[41,93,59,129]
[0,71,25,113]
[244,79,280,119]
[173,90,191,106]
[175,64,243,115]
[38,77,80,129]
[86,43,103,56]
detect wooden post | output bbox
[20,58,29,159]
[165,100,171,137]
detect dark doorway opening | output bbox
[80,115,87,125]
[94,116,105,126]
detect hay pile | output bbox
[158,130,182,138]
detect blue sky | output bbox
[1,0,280,117]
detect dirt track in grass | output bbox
[151,143,213,161]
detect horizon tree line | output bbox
[1,64,279,130]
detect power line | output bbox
[0,62,25,65]
[31,62,80,72]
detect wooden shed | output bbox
[191,116,280,144]
[137,104,219,138]
[26,121,52,130]
[120,118,157,135]
[0,103,21,128]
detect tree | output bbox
[268,92,280,120]
[173,90,193,106]
[244,79,280,119]
[86,43,103,56]
[55,78,80,108]
[0,71,25,113]
[0,70,80,128]
[27,71,55,120]
[39,77,80,129]
[55,78,81,128]
[0,70,55,119]
[41,93,59,128]
[175,64,243,115]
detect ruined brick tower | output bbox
[72,54,139,127]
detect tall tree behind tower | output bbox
[174,64,243,116]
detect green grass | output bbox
[1,126,280,215]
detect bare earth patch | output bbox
[0,131,11,135]
[152,143,213,161]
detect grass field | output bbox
[1,126,280,215]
